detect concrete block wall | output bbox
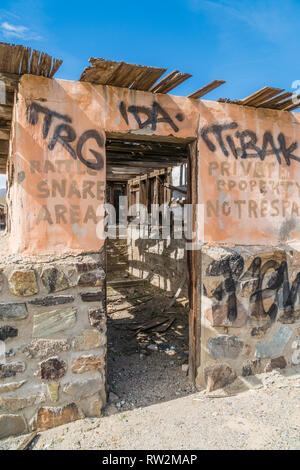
[0,249,106,439]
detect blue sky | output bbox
[0,0,299,186]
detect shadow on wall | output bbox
[128,234,188,297]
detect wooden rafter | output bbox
[187,80,226,100]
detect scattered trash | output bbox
[182,364,189,375]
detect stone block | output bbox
[8,270,38,297]
[33,307,77,338]
[0,393,46,412]
[0,414,27,439]
[72,329,105,351]
[0,380,26,394]
[38,357,67,381]
[0,326,18,342]
[20,339,70,359]
[78,269,105,288]
[204,363,237,392]
[71,355,104,374]
[79,394,103,417]
[204,299,248,328]
[34,403,83,431]
[47,382,59,402]
[207,335,244,359]
[88,308,106,329]
[29,296,74,307]
[256,326,293,359]
[265,356,287,372]
[0,303,28,321]
[63,376,103,401]
[41,268,69,293]
[0,361,26,379]
[80,292,104,302]
[76,261,103,274]
[251,322,271,338]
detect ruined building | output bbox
[0,42,300,438]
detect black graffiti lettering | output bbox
[248,258,281,320]
[120,101,184,133]
[235,130,262,159]
[261,131,282,164]
[278,132,300,165]
[27,102,72,139]
[206,253,244,323]
[27,101,105,171]
[201,122,239,157]
[48,123,77,160]
[201,121,300,165]
[226,135,239,159]
[119,101,129,125]
[207,253,300,324]
[76,130,105,171]
[153,102,179,132]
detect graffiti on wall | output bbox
[119,101,185,133]
[27,101,105,170]
[23,101,105,227]
[201,122,300,165]
[201,120,300,225]
[205,252,300,325]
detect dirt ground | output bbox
[105,280,195,414]
[1,366,300,450]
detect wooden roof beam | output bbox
[187,79,226,100]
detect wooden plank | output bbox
[241,86,270,105]
[0,139,9,154]
[161,73,192,94]
[151,70,179,93]
[0,129,10,140]
[106,160,183,169]
[187,80,226,100]
[80,58,124,84]
[0,104,13,121]
[187,140,200,385]
[249,88,284,107]
[49,58,63,78]
[107,175,133,181]
[131,67,167,91]
[284,102,300,112]
[29,50,40,75]
[0,73,19,90]
[17,432,38,451]
[260,91,293,109]
[20,47,31,75]
[274,97,295,110]
[108,63,146,88]
[241,87,283,106]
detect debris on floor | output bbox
[106,273,195,414]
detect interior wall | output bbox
[127,165,188,298]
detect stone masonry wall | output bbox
[198,244,300,391]
[0,248,106,439]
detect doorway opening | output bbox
[105,136,197,414]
